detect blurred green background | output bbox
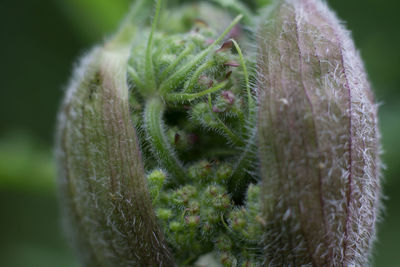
[0,0,399,266]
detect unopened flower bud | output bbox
[188,160,213,182]
[216,234,233,251]
[187,215,201,226]
[156,208,173,221]
[169,221,184,232]
[257,0,382,266]
[55,0,382,265]
[216,163,233,184]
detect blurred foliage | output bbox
[56,0,131,43]
[0,189,79,267]
[0,0,399,266]
[0,133,55,193]
[0,134,77,267]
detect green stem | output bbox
[231,39,254,117]
[144,97,186,184]
[144,0,162,93]
[165,81,228,103]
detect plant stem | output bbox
[145,0,162,93]
[144,97,186,184]
[231,39,254,117]
[165,81,228,103]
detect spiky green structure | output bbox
[126,2,263,265]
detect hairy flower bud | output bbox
[56,0,383,265]
[257,0,381,266]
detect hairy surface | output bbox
[257,0,381,266]
[55,43,174,266]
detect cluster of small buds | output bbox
[188,160,212,181]
[205,185,231,211]
[228,185,264,241]
[146,160,263,265]
[215,184,264,266]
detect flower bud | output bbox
[56,0,383,265]
[257,0,381,266]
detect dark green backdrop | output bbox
[0,0,399,266]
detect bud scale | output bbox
[56,43,174,266]
[257,0,381,265]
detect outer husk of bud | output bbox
[55,27,174,266]
[257,0,381,266]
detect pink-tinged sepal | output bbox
[257,0,381,265]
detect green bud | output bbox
[147,169,167,202]
[188,200,201,214]
[230,209,247,232]
[216,235,233,251]
[212,193,231,210]
[172,185,198,206]
[156,208,173,221]
[201,207,220,224]
[188,160,213,182]
[203,185,225,200]
[216,163,233,184]
[147,169,166,186]
[169,221,184,232]
[185,215,201,228]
